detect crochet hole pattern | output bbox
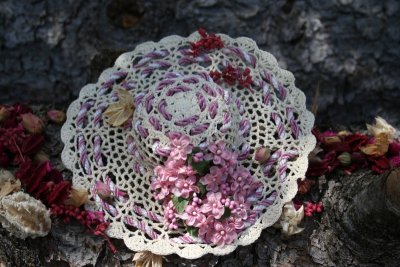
[61,32,315,259]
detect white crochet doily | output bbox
[61,31,315,259]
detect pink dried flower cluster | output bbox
[151,133,263,246]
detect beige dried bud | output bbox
[64,187,88,207]
[0,169,21,198]
[337,130,351,138]
[274,201,304,236]
[0,192,51,239]
[366,116,397,140]
[47,109,66,124]
[338,152,351,166]
[322,136,341,146]
[21,113,44,134]
[0,107,10,123]
[133,251,163,267]
[254,146,271,164]
[34,150,50,163]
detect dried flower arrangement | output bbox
[1,29,399,267]
[0,104,114,251]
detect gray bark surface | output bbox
[1,0,400,127]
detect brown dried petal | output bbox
[360,132,390,157]
[104,89,135,127]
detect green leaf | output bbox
[192,147,202,154]
[191,160,211,176]
[172,195,189,214]
[221,207,231,219]
[197,182,207,195]
[187,154,193,165]
[186,226,199,237]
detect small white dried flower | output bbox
[133,251,164,267]
[366,116,397,140]
[274,201,304,236]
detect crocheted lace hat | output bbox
[61,30,315,259]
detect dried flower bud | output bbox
[95,182,112,201]
[254,146,271,164]
[0,169,21,198]
[322,136,341,146]
[47,109,66,124]
[34,150,49,163]
[274,201,304,236]
[0,107,10,123]
[367,116,396,140]
[21,113,44,134]
[338,152,351,166]
[337,130,351,138]
[64,187,88,207]
[133,251,163,267]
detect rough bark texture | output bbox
[1,112,400,267]
[1,0,400,127]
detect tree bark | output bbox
[339,170,400,263]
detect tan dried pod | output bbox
[0,169,21,198]
[0,191,51,239]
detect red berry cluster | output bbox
[51,204,89,224]
[210,64,253,89]
[51,204,116,253]
[304,201,323,217]
[189,28,224,57]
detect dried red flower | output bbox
[369,156,390,174]
[1,102,116,252]
[343,134,370,152]
[388,141,400,156]
[189,28,224,57]
[15,160,71,206]
[210,64,253,90]
[0,103,32,128]
[21,134,44,156]
[0,145,11,167]
[297,178,315,194]
[390,156,400,168]
[306,151,339,177]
